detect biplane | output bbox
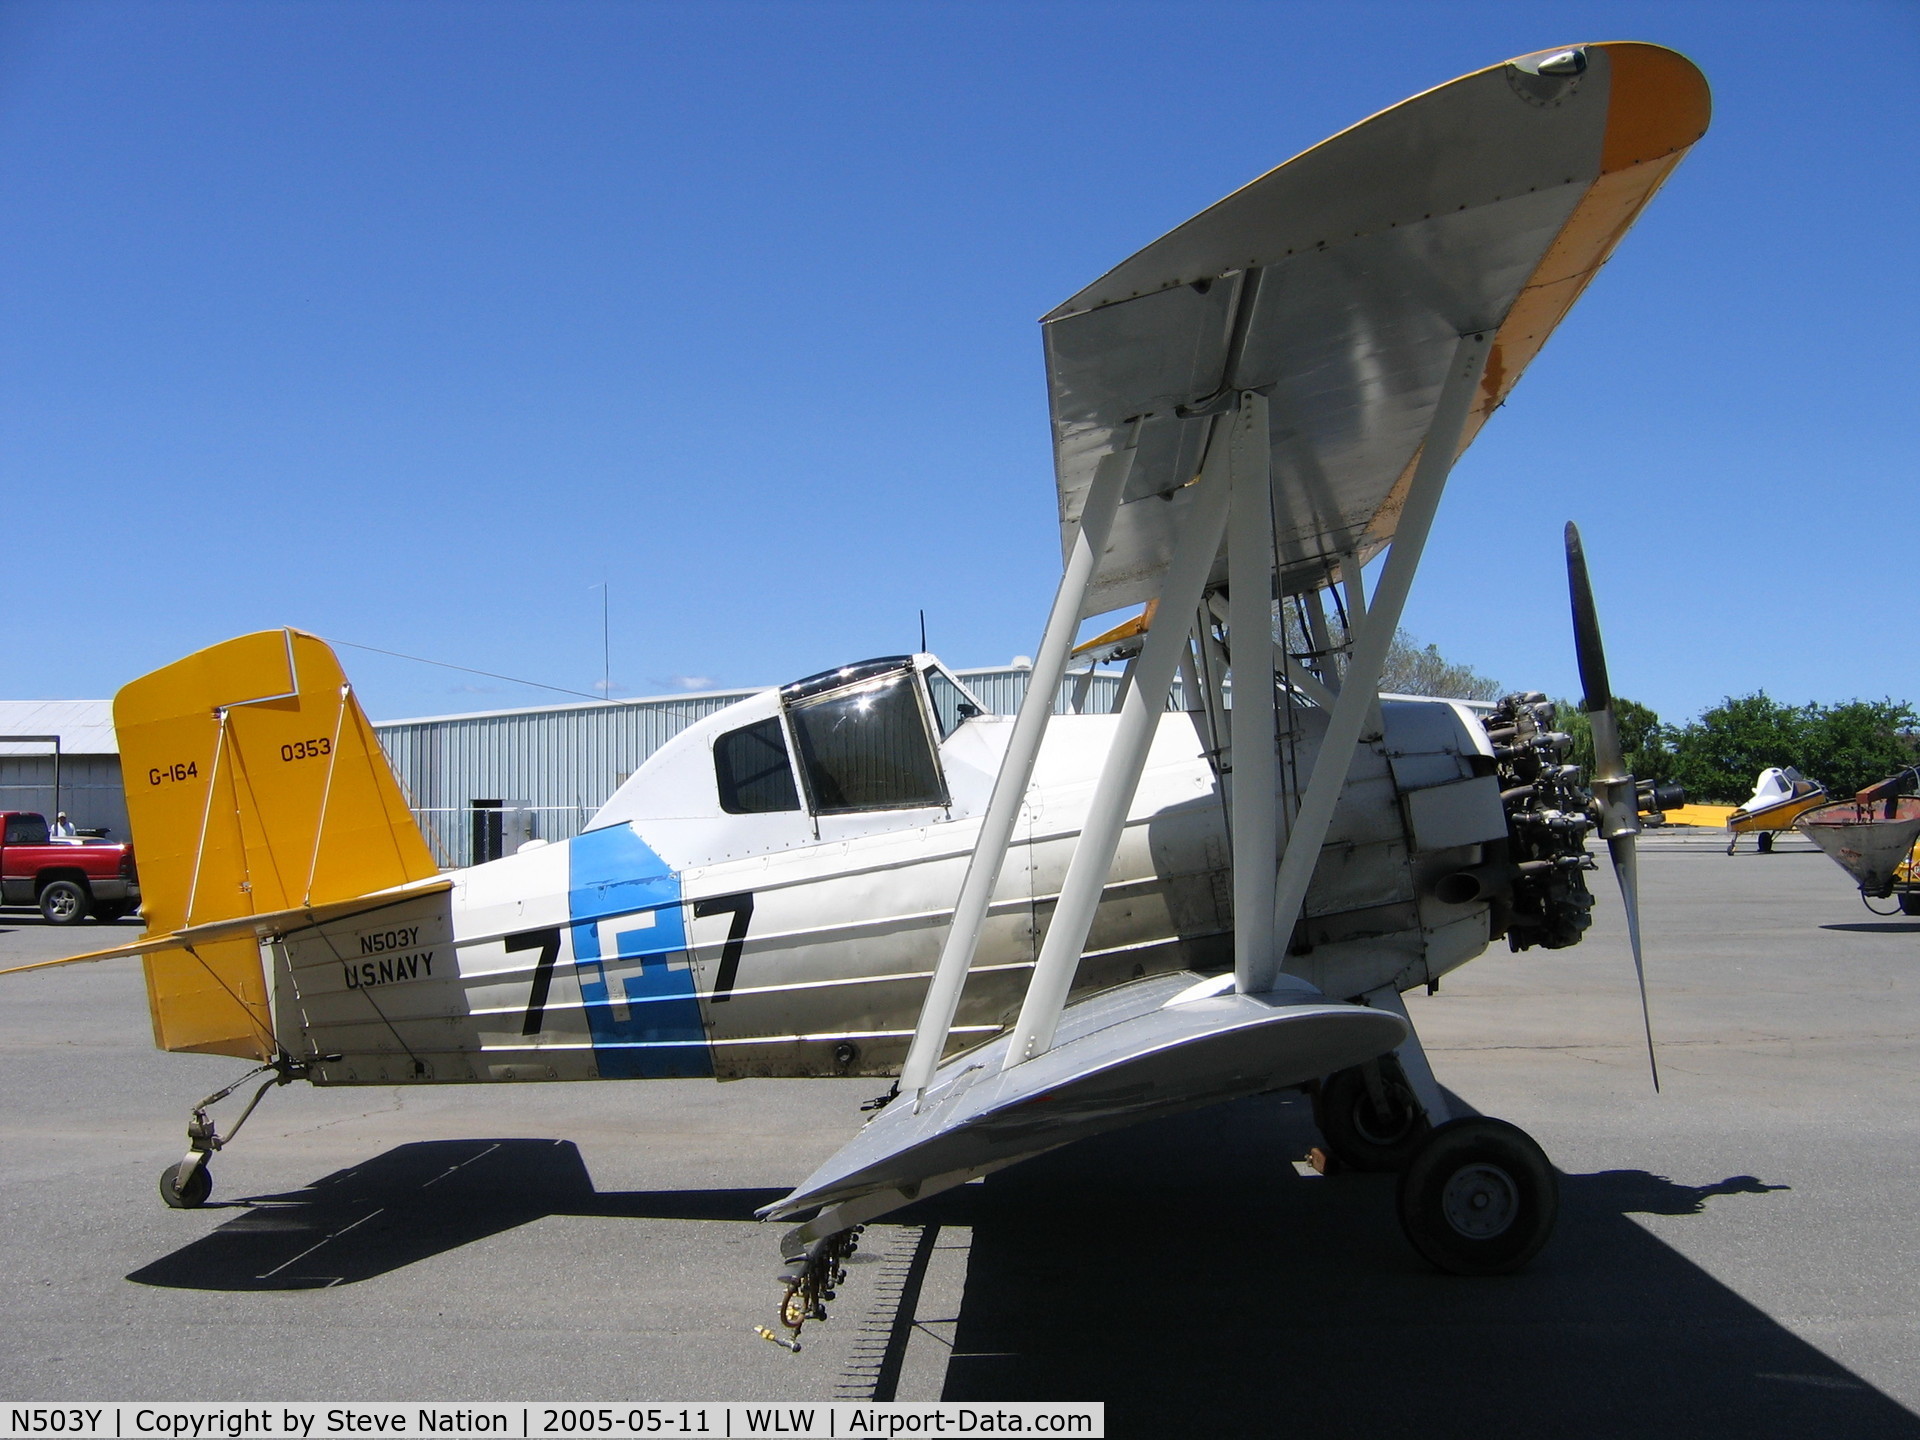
[7,41,1710,1345]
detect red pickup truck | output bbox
[0,811,141,924]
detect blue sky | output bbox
[3,1,1915,723]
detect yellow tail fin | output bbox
[114,629,438,1058]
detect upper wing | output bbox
[1045,42,1710,614]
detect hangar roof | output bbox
[0,700,117,756]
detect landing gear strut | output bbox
[156,1054,324,1209]
[1313,991,1560,1274]
[1313,1056,1430,1171]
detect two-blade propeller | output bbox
[1565,521,1660,1092]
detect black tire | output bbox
[1397,1117,1557,1275]
[1315,1057,1431,1172]
[92,901,130,923]
[159,1160,212,1209]
[1757,832,1774,854]
[1899,894,1920,917]
[38,879,91,925]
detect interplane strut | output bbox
[1252,332,1492,993]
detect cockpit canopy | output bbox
[714,657,984,818]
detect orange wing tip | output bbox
[1596,42,1712,174]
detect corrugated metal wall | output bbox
[959,666,1136,718]
[371,665,1145,866]
[0,755,129,839]
[375,690,758,866]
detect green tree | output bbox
[1665,693,1810,803]
[1381,634,1503,701]
[1664,693,1918,802]
[1794,699,1919,797]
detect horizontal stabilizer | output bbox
[0,877,453,978]
[760,972,1406,1222]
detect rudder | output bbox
[114,629,439,1058]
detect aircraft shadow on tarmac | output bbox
[126,1097,1919,1439]
[917,1095,1920,1439]
[125,1137,785,1292]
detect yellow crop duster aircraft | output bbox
[9,42,1709,1347]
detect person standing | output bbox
[50,811,75,837]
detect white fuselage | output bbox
[268,664,1507,1086]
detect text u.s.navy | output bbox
[341,948,436,990]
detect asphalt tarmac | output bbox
[3,830,1918,1438]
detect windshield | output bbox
[786,670,947,813]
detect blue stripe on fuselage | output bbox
[567,824,712,1078]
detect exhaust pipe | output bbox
[1432,864,1509,906]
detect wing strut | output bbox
[896,425,1138,1107]
[1277,639,1338,710]
[1249,331,1492,992]
[1002,415,1234,1067]
[1226,391,1280,989]
[1301,587,1341,688]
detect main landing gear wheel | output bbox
[159,1160,212,1209]
[1397,1117,1557,1275]
[1314,1057,1430,1171]
[1899,894,1920,917]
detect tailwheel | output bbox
[159,1159,212,1209]
[1313,1056,1430,1171]
[1397,1117,1557,1275]
[154,1054,322,1211]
